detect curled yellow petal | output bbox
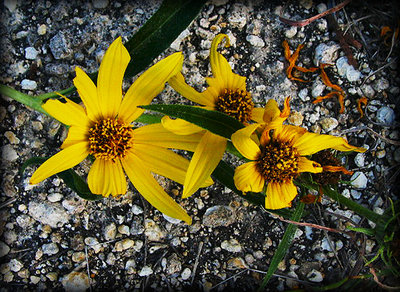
[297,157,323,173]
[233,161,264,193]
[265,181,297,210]
[231,123,261,160]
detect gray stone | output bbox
[104,223,117,240]
[181,268,191,280]
[162,214,182,224]
[42,243,59,255]
[313,43,340,66]
[61,271,90,292]
[307,269,324,282]
[1,144,18,162]
[25,47,39,60]
[21,79,37,90]
[246,35,265,47]
[350,171,368,189]
[284,26,297,39]
[92,0,108,9]
[320,117,338,132]
[376,106,395,125]
[47,193,63,202]
[203,205,235,227]
[138,266,153,277]
[0,241,10,257]
[336,56,361,82]
[221,239,242,253]
[28,201,70,228]
[8,259,23,272]
[354,153,365,167]
[49,32,71,59]
[311,80,325,98]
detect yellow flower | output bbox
[163,33,265,198]
[232,98,366,209]
[29,37,210,224]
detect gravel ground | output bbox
[1,0,399,291]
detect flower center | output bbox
[257,140,299,183]
[215,88,254,123]
[88,118,133,161]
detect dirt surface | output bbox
[1,0,399,291]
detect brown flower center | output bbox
[215,88,254,123]
[88,118,133,161]
[257,140,299,183]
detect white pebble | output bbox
[181,267,191,280]
[138,266,153,277]
[25,47,39,60]
[376,107,395,125]
[354,153,365,167]
[21,79,37,90]
[246,35,265,47]
[350,171,368,189]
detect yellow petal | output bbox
[233,161,264,193]
[182,132,226,198]
[293,131,366,156]
[73,67,101,121]
[119,52,183,123]
[60,125,88,149]
[30,142,89,185]
[265,181,297,210]
[122,153,192,224]
[251,107,265,123]
[133,123,204,152]
[297,157,323,173]
[273,125,307,145]
[210,34,233,84]
[97,37,130,119]
[168,72,215,107]
[87,159,127,197]
[161,116,204,135]
[42,98,90,128]
[231,124,261,160]
[262,97,290,132]
[131,144,213,188]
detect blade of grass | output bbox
[257,202,305,291]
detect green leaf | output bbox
[134,113,163,124]
[124,0,206,78]
[141,104,245,139]
[257,202,305,291]
[21,157,102,201]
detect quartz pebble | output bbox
[28,201,69,228]
[376,106,395,125]
[61,271,90,291]
[350,172,368,189]
[21,79,37,90]
[138,266,153,277]
[42,243,59,255]
[313,42,340,66]
[203,205,235,227]
[25,47,39,60]
[336,56,361,82]
[1,144,18,162]
[320,117,338,132]
[181,268,191,280]
[246,35,265,47]
[221,239,242,253]
[9,259,23,272]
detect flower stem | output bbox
[323,186,383,224]
[0,84,47,115]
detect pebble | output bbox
[221,239,242,253]
[1,144,18,162]
[0,242,10,257]
[313,42,340,66]
[170,29,190,51]
[361,84,375,98]
[376,149,386,159]
[162,214,182,224]
[166,254,182,275]
[21,79,37,90]
[46,272,58,281]
[25,47,39,60]
[350,171,368,189]
[311,79,325,98]
[47,192,63,202]
[138,266,153,277]
[320,117,338,132]
[246,35,265,47]
[298,88,310,102]
[30,275,41,284]
[227,5,248,29]
[373,78,389,92]
[287,110,304,126]
[354,153,365,167]
[49,32,71,59]
[336,56,361,82]
[72,251,86,263]
[144,219,165,241]
[85,237,102,253]
[203,205,235,227]
[307,269,324,282]
[181,268,191,280]
[28,201,70,228]
[104,223,117,240]
[131,205,143,215]
[118,225,130,236]
[42,243,59,255]
[37,24,47,35]
[284,26,297,39]
[227,257,248,270]
[376,106,395,125]
[4,131,20,144]
[114,239,134,252]
[9,259,23,272]
[351,190,362,200]
[125,259,136,274]
[61,271,90,291]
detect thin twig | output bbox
[0,197,17,209]
[384,30,397,62]
[361,57,398,86]
[191,241,204,285]
[210,269,248,290]
[85,245,93,292]
[279,0,351,27]
[369,266,400,290]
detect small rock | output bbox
[138,266,153,277]
[125,259,136,274]
[336,56,361,82]
[104,223,117,240]
[72,251,85,263]
[299,0,313,9]
[221,239,242,253]
[351,190,362,200]
[144,219,165,241]
[373,78,389,92]
[284,26,297,39]
[287,111,304,126]
[320,117,338,132]
[92,0,108,9]
[181,268,191,280]
[85,237,102,253]
[203,205,235,227]
[350,171,368,189]
[42,243,59,255]
[316,3,327,13]
[61,271,90,292]
[1,144,18,162]
[227,5,248,29]
[227,257,248,270]
[25,47,39,60]
[307,269,324,282]
[298,88,309,102]
[166,254,182,275]
[37,24,47,35]
[0,242,10,257]
[170,29,190,51]
[30,275,41,284]
[354,153,365,167]
[29,201,70,228]
[376,149,386,159]
[118,225,130,236]
[162,214,182,224]
[361,84,375,98]
[21,79,37,90]
[313,42,340,66]
[47,193,63,202]
[46,272,58,281]
[114,239,134,252]
[246,35,265,47]
[49,32,71,59]
[9,259,23,272]
[131,205,143,215]
[376,106,395,125]
[311,80,325,98]
[4,131,20,144]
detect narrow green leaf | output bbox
[124,0,206,78]
[134,113,163,124]
[0,84,47,115]
[347,226,375,236]
[141,104,244,139]
[257,202,305,291]
[20,157,102,201]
